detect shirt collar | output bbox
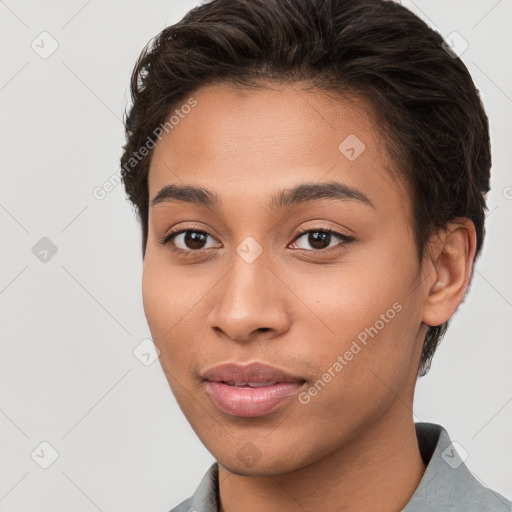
[178,422,511,512]
[403,422,511,511]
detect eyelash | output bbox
[158,226,353,257]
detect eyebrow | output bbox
[150,180,375,211]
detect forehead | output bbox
[147,82,409,215]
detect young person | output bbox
[120,0,511,510]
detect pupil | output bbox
[185,231,206,249]
[309,231,330,249]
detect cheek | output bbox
[141,255,168,340]
[292,284,420,443]
[291,244,417,339]
[141,253,194,366]
[142,247,198,331]
[290,242,421,393]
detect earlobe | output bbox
[422,219,477,327]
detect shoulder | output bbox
[168,496,194,512]
[167,462,219,512]
[404,423,512,512]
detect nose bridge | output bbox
[208,238,290,341]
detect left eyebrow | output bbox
[150,180,375,211]
[269,180,375,211]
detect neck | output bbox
[218,405,426,512]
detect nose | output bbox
[207,248,292,343]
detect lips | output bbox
[201,362,306,417]
[202,361,304,383]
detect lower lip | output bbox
[205,381,304,417]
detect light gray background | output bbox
[0,1,511,511]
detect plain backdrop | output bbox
[1,1,511,511]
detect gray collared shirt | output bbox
[169,422,511,511]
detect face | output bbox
[142,83,429,475]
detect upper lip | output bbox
[201,362,305,383]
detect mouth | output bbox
[201,362,307,417]
[220,381,282,387]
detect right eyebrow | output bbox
[151,184,221,210]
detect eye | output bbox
[289,228,353,252]
[159,226,353,256]
[159,228,221,254]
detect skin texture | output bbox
[142,83,476,512]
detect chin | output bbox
[213,443,314,478]
[218,458,297,477]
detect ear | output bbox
[421,218,477,327]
